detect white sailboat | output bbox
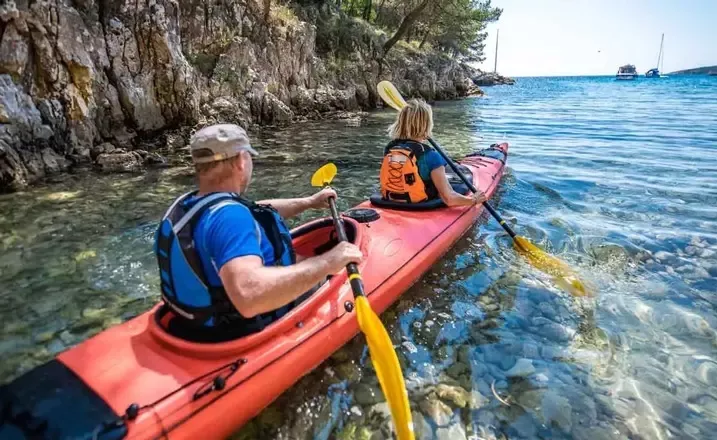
[646,34,665,78]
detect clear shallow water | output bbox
[1,75,717,439]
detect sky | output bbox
[477,0,717,77]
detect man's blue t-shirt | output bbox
[417,149,448,182]
[183,197,276,286]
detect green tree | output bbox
[430,0,501,61]
[293,0,501,61]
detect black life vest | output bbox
[155,191,296,330]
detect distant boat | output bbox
[616,64,638,80]
[646,34,665,78]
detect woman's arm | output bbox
[431,167,486,207]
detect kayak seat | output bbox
[370,164,474,211]
[157,218,357,343]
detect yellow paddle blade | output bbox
[355,296,414,440]
[513,236,592,297]
[310,163,337,188]
[377,81,408,111]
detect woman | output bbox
[379,99,486,207]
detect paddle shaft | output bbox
[426,138,517,239]
[327,197,366,297]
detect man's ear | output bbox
[234,152,249,172]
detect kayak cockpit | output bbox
[369,163,475,211]
[147,217,364,358]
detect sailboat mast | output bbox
[656,33,664,68]
[494,29,499,73]
[660,34,664,72]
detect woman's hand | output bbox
[471,191,487,205]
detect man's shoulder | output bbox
[195,199,254,234]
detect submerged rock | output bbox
[510,413,537,438]
[541,322,576,342]
[96,152,144,173]
[542,391,572,432]
[695,360,717,387]
[446,361,469,379]
[522,342,540,359]
[336,422,372,440]
[354,383,384,406]
[505,358,536,378]
[470,390,488,409]
[419,396,454,426]
[435,422,467,440]
[335,361,362,382]
[412,412,433,440]
[517,389,543,409]
[572,425,619,440]
[435,384,471,408]
[369,402,391,421]
[538,302,558,320]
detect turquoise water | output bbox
[1,75,716,439]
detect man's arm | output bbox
[258,188,337,219]
[256,196,313,219]
[219,242,362,318]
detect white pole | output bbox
[494,29,499,73]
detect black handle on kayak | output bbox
[426,137,517,239]
[328,196,366,297]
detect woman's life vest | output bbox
[155,191,296,330]
[379,139,438,203]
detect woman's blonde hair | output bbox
[388,99,433,141]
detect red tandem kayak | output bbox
[0,143,509,440]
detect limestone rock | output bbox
[96,151,144,173]
[91,143,117,160]
[0,0,493,193]
[0,22,29,78]
[472,71,515,86]
[0,75,69,190]
[0,74,42,129]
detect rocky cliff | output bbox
[0,0,490,192]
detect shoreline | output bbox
[0,1,514,194]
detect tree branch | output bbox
[382,0,431,56]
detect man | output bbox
[155,124,363,341]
